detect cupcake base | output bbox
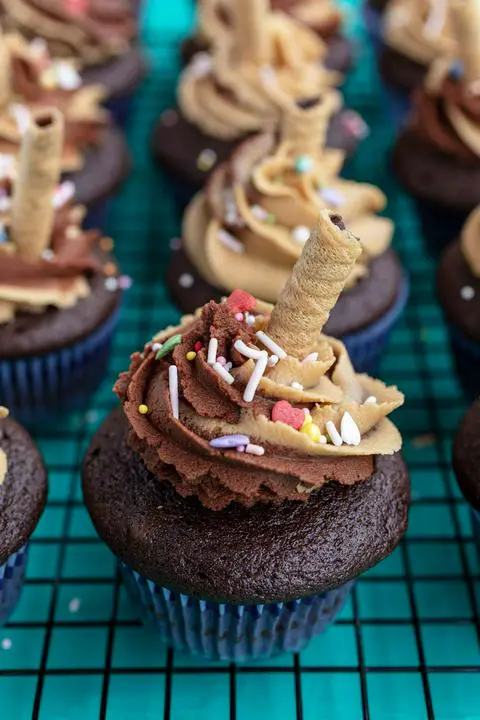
[472,508,480,560]
[0,545,29,625]
[448,327,480,402]
[120,563,354,662]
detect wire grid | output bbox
[0,1,479,718]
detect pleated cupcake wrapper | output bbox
[119,562,354,662]
[0,544,29,625]
[341,274,409,375]
[0,305,121,424]
[471,508,480,560]
[448,326,480,402]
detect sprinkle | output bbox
[104,261,117,276]
[189,52,213,77]
[194,341,203,352]
[53,180,75,208]
[226,289,256,313]
[341,111,369,139]
[30,37,48,57]
[363,395,377,405]
[234,312,243,321]
[319,435,327,444]
[197,148,217,172]
[66,225,81,240]
[54,60,81,90]
[326,420,343,446]
[152,342,162,353]
[209,434,250,449]
[169,237,182,250]
[225,362,233,372]
[300,422,322,442]
[169,365,179,420]
[207,337,218,365]
[234,339,263,360]
[302,412,312,425]
[291,225,310,245]
[268,354,279,367]
[41,248,55,261]
[302,352,318,364]
[245,443,265,456]
[294,155,314,174]
[243,352,268,402]
[255,331,287,359]
[68,598,81,614]
[118,275,133,290]
[216,355,227,366]
[156,334,182,359]
[245,313,256,326]
[105,277,118,291]
[218,228,244,253]
[264,213,276,225]
[291,381,304,391]
[186,351,196,361]
[251,204,269,221]
[212,362,235,384]
[138,404,149,415]
[1,638,12,650]
[179,273,194,288]
[236,445,245,452]
[460,286,475,300]
[340,412,361,446]
[161,109,178,127]
[320,187,345,206]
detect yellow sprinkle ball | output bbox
[300,422,322,442]
[104,262,117,276]
[186,351,197,361]
[138,404,149,415]
[100,237,114,252]
[302,413,312,426]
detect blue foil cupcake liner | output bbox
[83,199,111,231]
[0,544,29,625]
[472,508,480,560]
[448,326,480,401]
[0,305,120,424]
[412,198,471,259]
[119,562,354,662]
[341,274,409,375]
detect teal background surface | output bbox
[1,0,479,717]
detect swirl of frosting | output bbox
[179,0,341,141]
[116,212,403,510]
[183,101,393,302]
[383,0,455,66]
[0,33,108,173]
[1,0,136,67]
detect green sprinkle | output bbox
[156,334,182,359]
[265,213,276,225]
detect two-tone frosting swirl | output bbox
[383,0,455,66]
[1,0,136,66]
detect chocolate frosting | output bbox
[115,296,403,510]
[1,0,136,67]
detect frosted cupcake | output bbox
[83,211,409,662]
[170,99,407,372]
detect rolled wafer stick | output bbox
[11,107,64,262]
[232,0,270,65]
[281,95,340,156]
[450,0,480,91]
[267,210,362,357]
[0,31,11,108]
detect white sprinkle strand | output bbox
[207,338,218,365]
[245,443,265,456]
[291,225,311,246]
[340,412,361,446]
[363,395,377,405]
[218,229,244,254]
[169,365,179,420]
[326,420,343,446]
[234,339,263,360]
[213,362,235,384]
[255,331,287,359]
[302,352,318,364]
[460,286,475,300]
[268,354,279,367]
[1,638,12,650]
[243,352,268,402]
[291,381,304,391]
[53,180,75,208]
[68,597,81,614]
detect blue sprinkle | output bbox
[294,155,314,174]
[450,60,464,80]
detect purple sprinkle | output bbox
[209,434,250,449]
[118,275,133,290]
[216,356,227,366]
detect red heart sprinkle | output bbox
[226,289,256,313]
[271,400,305,431]
[194,341,203,352]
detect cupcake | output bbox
[153,0,369,211]
[437,206,480,400]
[170,99,408,373]
[0,107,124,423]
[453,401,480,559]
[182,0,354,75]
[0,407,47,623]
[82,210,409,662]
[0,0,146,125]
[392,0,480,257]
[379,0,456,126]
[0,31,131,229]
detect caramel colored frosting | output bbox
[0,33,108,173]
[1,0,136,67]
[383,0,456,66]
[183,128,393,302]
[179,7,340,141]
[0,406,8,485]
[461,205,480,277]
[115,293,403,510]
[0,173,110,324]
[411,62,480,163]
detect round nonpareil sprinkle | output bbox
[186,351,196,361]
[234,312,243,321]
[326,420,343,446]
[179,273,194,288]
[100,237,114,252]
[209,434,250,449]
[294,154,314,174]
[152,342,162,353]
[207,337,218,365]
[138,404,149,415]
[104,277,118,291]
[460,286,475,300]
[245,314,256,326]
[41,248,55,261]
[251,204,269,221]
[197,148,217,172]
[194,341,203,352]
[156,334,182,359]
[118,275,133,290]
[243,352,268,402]
[216,356,227,366]
[268,354,279,367]
[169,365,179,420]
[245,443,265,456]
[103,261,117,276]
[255,331,287,359]
[236,445,245,452]
[212,362,235,385]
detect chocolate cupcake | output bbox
[0,31,131,229]
[437,206,480,400]
[170,100,407,373]
[379,0,456,126]
[453,400,480,559]
[0,107,125,422]
[1,0,146,125]
[393,0,480,256]
[83,211,409,662]
[182,0,354,76]
[153,0,369,212]
[0,407,47,623]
